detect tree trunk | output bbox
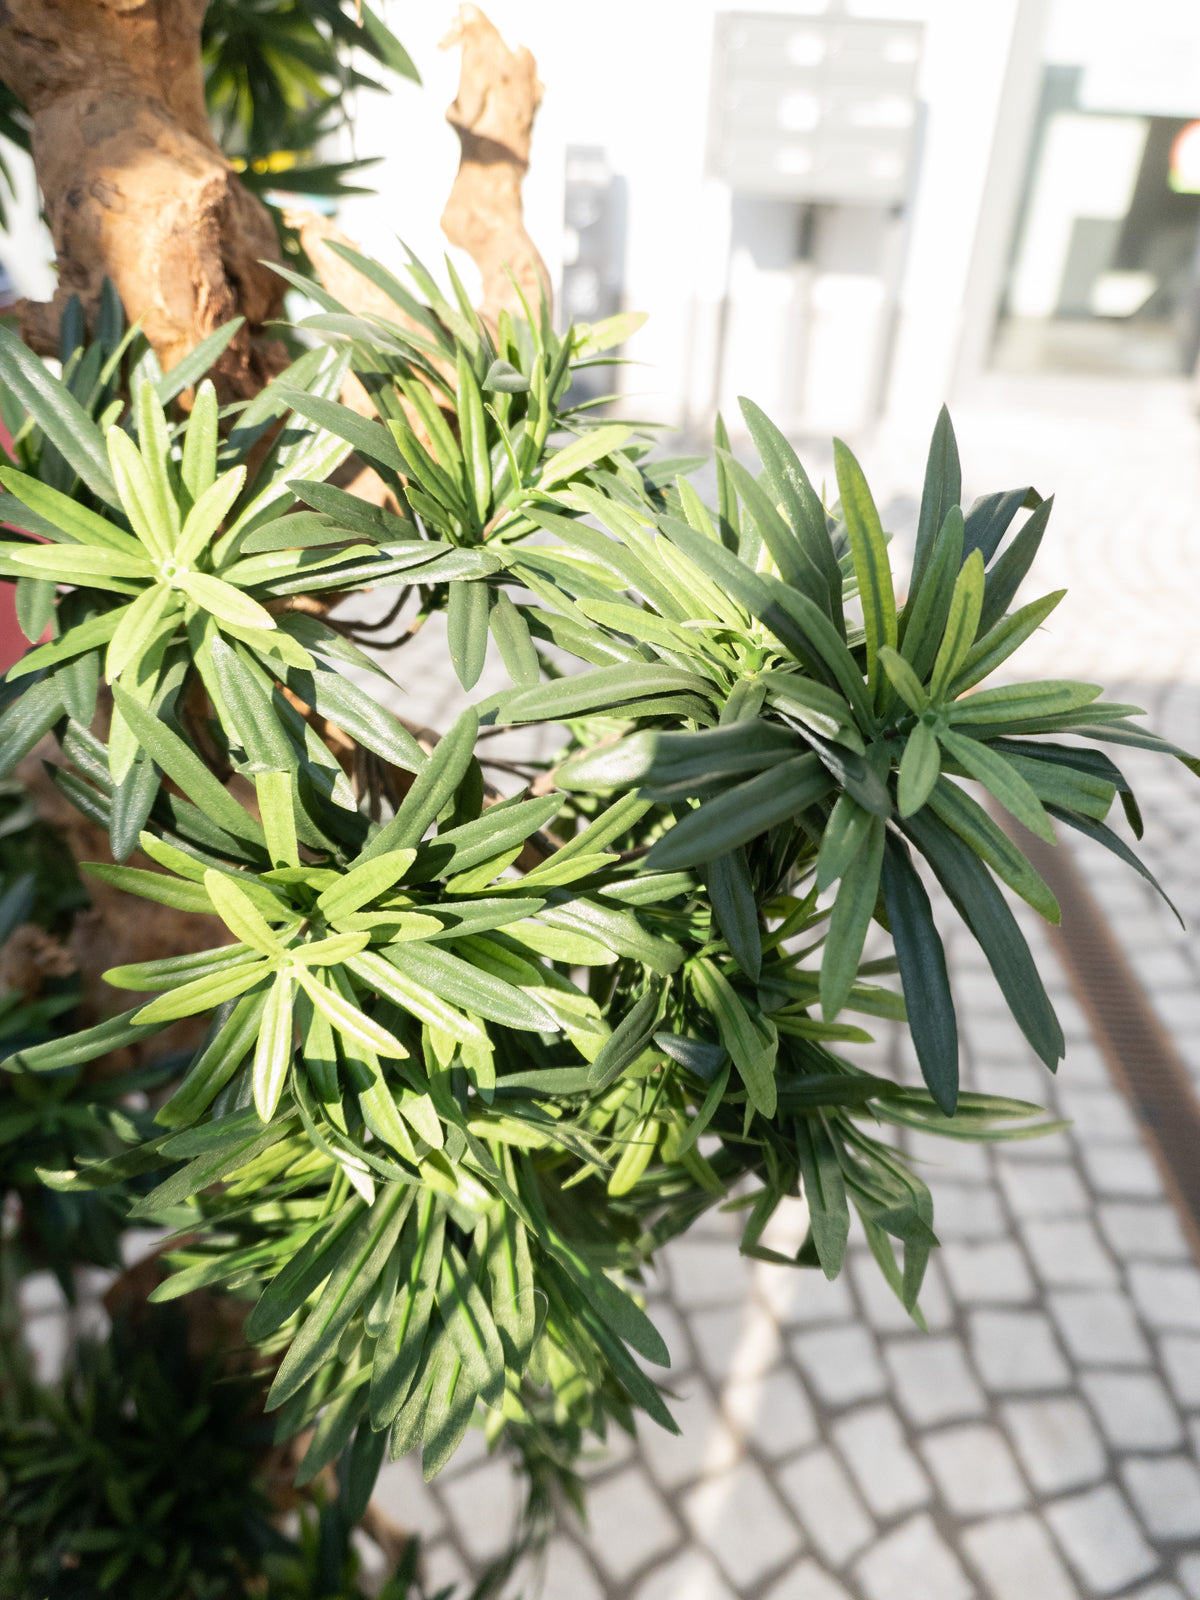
[440,4,551,327]
[0,0,285,396]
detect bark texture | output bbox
[440,5,550,327]
[0,0,286,395]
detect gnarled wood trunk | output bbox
[0,0,286,396]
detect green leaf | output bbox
[878,646,928,715]
[316,849,416,921]
[537,424,632,491]
[899,505,964,673]
[795,1116,850,1278]
[646,753,832,870]
[927,777,1059,922]
[205,869,285,956]
[948,589,1065,697]
[739,396,842,626]
[938,728,1054,843]
[834,438,896,702]
[911,405,960,595]
[349,953,484,1044]
[105,582,177,681]
[110,685,266,850]
[587,982,664,1090]
[135,958,268,1025]
[256,769,300,870]
[269,1185,413,1408]
[156,989,269,1126]
[947,679,1101,725]
[252,968,297,1121]
[488,589,539,686]
[928,549,985,702]
[178,570,276,630]
[0,677,65,778]
[3,1003,162,1074]
[154,319,245,404]
[978,494,1055,631]
[691,958,776,1117]
[0,327,119,506]
[903,809,1064,1068]
[295,968,405,1058]
[881,834,959,1113]
[85,861,213,915]
[371,1194,444,1428]
[283,662,424,776]
[1,541,150,583]
[0,467,139,553]
[182,380,219,502]
[707,848,761,980]
[176,467,245,565]
[897,721,940,817]
[209,638,297,771]
[447,576,490,691]
[455,349,491,525]
[384,943,557,1032]
[499,663,710,725]
[816,793,872,891]
[820,815,885,1020]
[278,386,407,475]
[437,1243,505,1407]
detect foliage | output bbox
[0,241,1194,1575]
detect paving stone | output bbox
[1001,1398,1107,1494]
[832,1403,930,1517]
[1130,1262,1200,1331]
[537,1538,606,1600]
[923,1181,1008,1241]
[997,1160,1090,1219]
[692,1303,783,1383]
[1023,1219,1119,1288]
[919,1423,1027,1515]
[721,1364,818,1460]
[640,1377,740,1489]
[1159,1333,1200,1406]
[960,1512,1081,1600]
[629,1549,737,1600]
[942,1240,1035,1304]
[852,1513,974,1600]
[1121,1455,1200,1540]
[371,1456,446,1539]
[755,1260,857,1325]
[1048,1290,1153,1366]
[1045,1484,1159,1594]
[970,1309,1071,1391]
[421,1541,472,1596]
[761,1560,853,1600]
[885,1335,987,1425]
[849,1249,952,1332]
[1099,1202,1191,1261]
[668,1239,754,1310]
[584,1466,679,1582]
[791,1325,887,1408]
[1057,1086,1141,1142]
[640,1299,690,1378]
[440,1457,522,1564]
[681,1460,803,1589]
[1080,1142,1164,1198]
[776,1447,875,1567]
[1081,1370,1184,1450]
[1178,1552,1200,1599]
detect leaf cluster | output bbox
[0,246,1192,1517]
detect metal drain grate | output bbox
[1016,822,1200,1263]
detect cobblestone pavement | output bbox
[19,372,1200,1598]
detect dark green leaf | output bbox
[881,834,958,1113]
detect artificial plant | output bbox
[0,244,1194,1591]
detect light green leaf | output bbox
[254,968,297,1121]
[176,467,245,565]
[537,424,632,491]
[897,721,940,817]
[105,582,177,681]
[177,570,276,630]
[294,967,405,1058]
[204,870,286,956]
[928,549,984,702]
[834,438,896,702]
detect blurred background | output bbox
[9,3,1200,1597]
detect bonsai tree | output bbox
[0,5,1195,1595]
